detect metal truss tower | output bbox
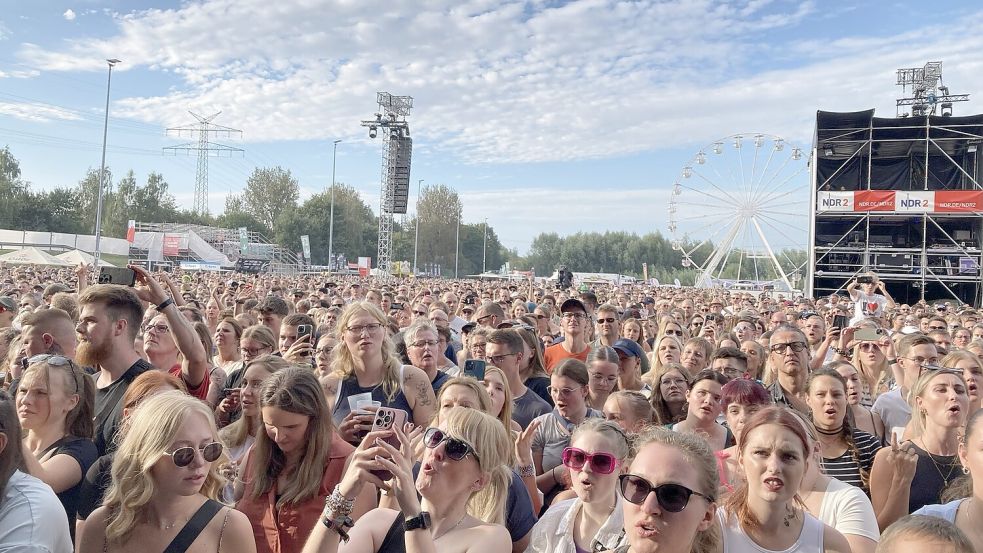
[896,62,969,117]
[361,93,413,277]
[164,111,244,215]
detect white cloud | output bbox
[0,101,83,122]
[63,9,76,21]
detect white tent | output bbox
[56,249,115,267]
[0,247,71,266]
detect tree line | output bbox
[0,144,804,282]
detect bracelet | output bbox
[157,297,174,311]
[518,464,535,478]
[888,358,897,365]
[321,514,353,542]
[324,484,356,517]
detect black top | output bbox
[93,359,153,456]
[820,429,882,491]
[378,514,407,553]
[77,453,114,520]
[909,442,962,514]
[525,376,553,407]
[47,436,98,540]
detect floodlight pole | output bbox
[482,218,487,273]
[328,139,341,271]
[93,58,121,265]
[454,210,461,279]
[413,179,422,275]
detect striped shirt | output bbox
[820,429,882,490]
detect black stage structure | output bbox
[807,110,983,305]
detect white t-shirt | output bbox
[871,387,911,442]
[851,291,888,324]
[817,477,880,542]
[0,471,73,553]
[913,499,963,522]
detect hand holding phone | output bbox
[464,359,486,381]
[370,407,408,482]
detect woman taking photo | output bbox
[213,316,243,372]
[603,390,653,433]
[717,406,851,552]
[870,368,969,529]
[830,362,884,439]
[78,391,255,553]
[670,370,732,451]
[841,326,893,408]
[527,419,630,552]
[650,363,691,426]
[612,425,718,553]
[17,355,97,539]
[323,302,436,444]
[805,369,881,492]
[302,407,512,553]
[587,346,620,411]
[237,367,375,553]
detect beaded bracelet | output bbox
[518,464,535,478]
[324,484,355,517]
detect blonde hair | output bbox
[483,366,515,430]
[104,391,226,545]
[250,367,334,509]
[571,418,632,460]
[329,302,403,403]
[910,369,968,438]
[440,407,512,525]
[20,357,94,439]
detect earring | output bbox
[963,466,970,475]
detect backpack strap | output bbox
[163,499,224,553]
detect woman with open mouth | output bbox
[670,370,732,452]
[831,362,885,440]
[717,406,851,553]
[941,350,983,412]
[805,369,882,493]
[716,378,772,495]
[870,367,969,528]
[526,419,630,552]
[612,425,719,553]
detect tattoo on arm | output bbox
[415,376,433,407]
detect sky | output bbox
[0,0,981,258]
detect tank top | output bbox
[718,509,824,553]
[908,443,961,514]
[330,365,414,427]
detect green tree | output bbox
[236,166,299,231]
[273,183,377,265]
[416,184,463,276]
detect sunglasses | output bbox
[598,317,617,324]
[423,427,477,462]
[163,442,223,468]
[618,474,711,512]
[562,447,619,474]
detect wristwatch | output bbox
[404,511,432,532]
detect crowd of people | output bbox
[0,263,981,553]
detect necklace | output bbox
[433,515,467,540]
[917,439,959,485]
[815,425,843,436]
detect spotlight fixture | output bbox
[941,102,953,116]
[823,144,834,157]
[368,126,377,139]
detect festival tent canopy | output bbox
[0,247,72,266]
[56,249,115,267]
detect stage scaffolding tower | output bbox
[362,93,413,278]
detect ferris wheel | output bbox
[668,133,810,290]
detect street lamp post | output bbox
[454,209,461,278]
[327,139,341,271]
[93,58,121,265]
[413,179,422,275]
[482,218,487,273]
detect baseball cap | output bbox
[0,296,15,311]
[560,298,587,314]
[474,301,505,321]
[43,283,73,297]
[612,338,643,359]
[641,297,655,305]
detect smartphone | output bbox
[97,267,136,286]
[390,303,403,311]
[370,407,408,482]
[855,327,885,342]
[832,315,849,330]
[297,324,312,338]
[857,276,873,284]
[463,359,486,381]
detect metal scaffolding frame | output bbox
[808,111,983,304]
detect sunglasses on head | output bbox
[618,473,711,512]
[562,447,620,474]
[163,442,223,467]
[423,427,477,462]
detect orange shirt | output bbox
[168,364,209,400]
[544,342,591,373]
[237,434,355,553]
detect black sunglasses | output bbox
[618,474,711,512]
[163,442,224,468]
[423,427,477,462]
